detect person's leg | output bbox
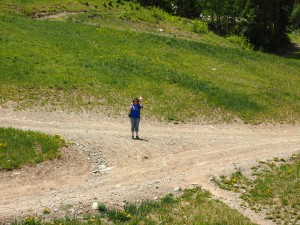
[133,118,137,137]
[130,118,134,138]
[135,118,140,138]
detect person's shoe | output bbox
[132,135,134,139]
[136,136,139,139]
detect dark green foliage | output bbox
[291,3,300,29]
[160,193,178,204]
[106,209,131,222]
[172,0,203,18]
[132,0,174,13]
[97,203,107,213]
[240,0,294,51]
[123,203,138,215]
[132,0,296,51]
[200,0,246,35]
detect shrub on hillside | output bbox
[190,20,208,34]
[226,35,254,50]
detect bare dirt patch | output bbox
[0,107,299,224]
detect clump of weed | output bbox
[190,19,208,34]
[42,207,51,215]
[213,171,250,192]
[226,35,254,50]
[106,209,132,222]
[97,203,107,213]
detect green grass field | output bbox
[0,127,65,170]
[1,0,299,123]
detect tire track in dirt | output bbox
[0,108,299,224]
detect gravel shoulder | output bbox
[0,108,299,224]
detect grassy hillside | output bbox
[1,0,300,123]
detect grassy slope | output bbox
[0,127,65,170]
[1,0,300,123]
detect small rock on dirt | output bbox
[92,202,98,210]
[174,187,182,192]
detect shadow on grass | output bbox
[278,42,300,60]
[162,70,264,114]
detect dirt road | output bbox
[0,108,299,224]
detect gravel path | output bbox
[0,108,299,224]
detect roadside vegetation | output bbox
[0,0,300,123]
[213,153,300,225]
[10,187,256,225]
[0,127,66,170]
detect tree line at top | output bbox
[128,0,300,52]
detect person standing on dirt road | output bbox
[129,97,143,139]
